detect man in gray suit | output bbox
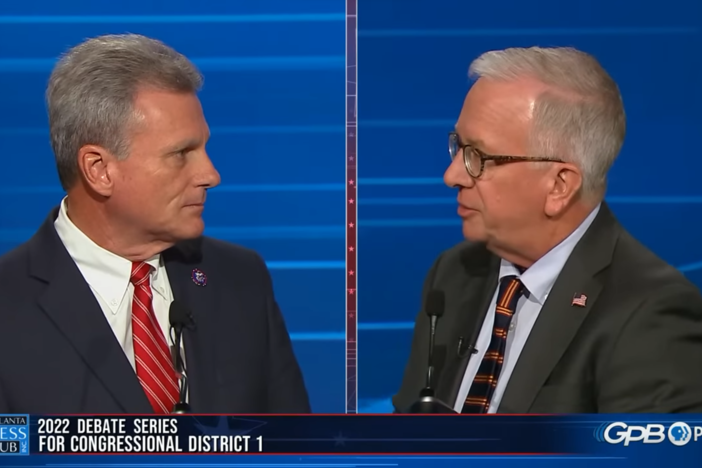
[394,46,702,414]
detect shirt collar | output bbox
[54,197,161,308]
[499,203,601,305]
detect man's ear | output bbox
[544,163,583,217]
[76,144,117,197]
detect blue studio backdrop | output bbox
[357,0,702,412]
[0,0,347,413]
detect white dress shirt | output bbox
[453,204,601,413]
[53,197,176,372]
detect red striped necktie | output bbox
[462,276,524,413]
[130,261,179,413]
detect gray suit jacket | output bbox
[394,204,702,413]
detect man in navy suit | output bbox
[0,34,310,414]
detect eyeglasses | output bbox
[448,132,564,178]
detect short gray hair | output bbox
[469,46,625,198]
[47,34,203,190]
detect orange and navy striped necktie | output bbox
[462,275,524,414]
[130,261,179,413]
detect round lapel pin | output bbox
[191,268,207,287]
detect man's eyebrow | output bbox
[466,138,487,148]
[163,136,208,154]
[454,131,486,149]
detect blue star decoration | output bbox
[334,431,348,447]
[193,415,266,437]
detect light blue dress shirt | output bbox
[453,204,601,413]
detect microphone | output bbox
[405,290,457,414]
[423,290,444,394]
[169,301,193,414]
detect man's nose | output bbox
[444,154,475,189]
[198,152,221,189]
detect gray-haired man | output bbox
[0,34,310,414]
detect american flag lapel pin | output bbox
[571,293,587,307]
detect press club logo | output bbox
[0,415,29,455]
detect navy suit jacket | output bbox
[0,208,311,414]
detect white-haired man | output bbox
[394,47,702,413]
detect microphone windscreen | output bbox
[425,290,445,318]
[169,301,193,329]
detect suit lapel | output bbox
[436,244,500,406]
[498,204,619,413]
[163,240,219,412]
[30,212,152,413]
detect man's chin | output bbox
[172,219,206,241]
[461,219,487,242]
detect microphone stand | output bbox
[170,323,191,414]
[405,292,457,414]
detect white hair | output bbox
[47,34,203,190]
[469,46,626,199]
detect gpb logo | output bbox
[595,422,666,446]
[595,422,698,446]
